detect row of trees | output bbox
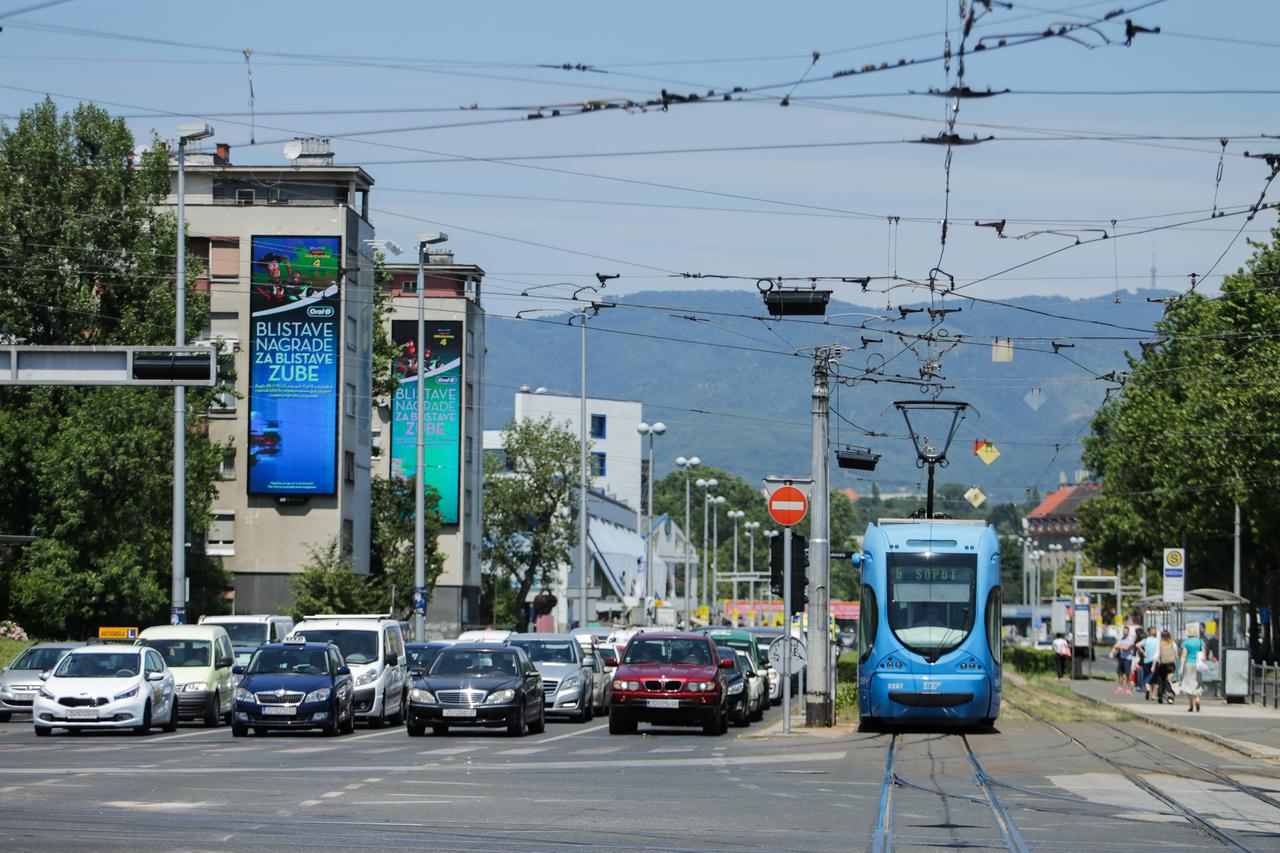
[1080,222,1280,628]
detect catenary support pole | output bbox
[579,315,589,630]
[414,243,427,642]
[1234,503,1242,597]
[171,141,187,626]
[806,350,833,727]
[782,525,792,735]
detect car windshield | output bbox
[54,652,142,679]
[887,552,977,660]
[623,638,713,666]
[138,639,211,668]
[509,640,577,664]
[210,622,268,646]
[296,630,378,664]
[407,645,445,669]
[428,649,521,677]
[9,646,69,671]
[712,638,755,663]
[247,647,331,675]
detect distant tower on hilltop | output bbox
[1150,250,1157,290]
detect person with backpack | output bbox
[1154,630,1177,703]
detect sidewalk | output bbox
[1063,676,1280,759]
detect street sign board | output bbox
[98,627,138,640]
[768,636,807,672]
[1162,548,1185,603]
[767,485,808,526]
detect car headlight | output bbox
[39,688,55,700]
[409,688,435,704]
[113,685,139,701]
[686,681,714,692]
[728,681,745,695]
[304,688,331,703]
[559,676,581,691]
[354,669,378,686]
[612,680,640,691]
[182,682,206,693]
[484,689,515,705]
[235,687,252,702]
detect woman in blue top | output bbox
[1177,624,1205,712]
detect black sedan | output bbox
[405,644,545,737]
[718,645,751,727]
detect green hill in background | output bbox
[483,289,1167,503]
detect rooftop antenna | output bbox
[893,400,973,519]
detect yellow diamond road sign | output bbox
[964,486,987,508]
[975,441,1001,465]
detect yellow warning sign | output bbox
[964,485,987,508]
[975,441,1001,465]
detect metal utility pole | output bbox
[415,233,448,642]
[574,300,614,630]
[171,123,213,626]
[1234,503,1242,596]
[677,457,699,624]
[710,497,723,622]
[806,349,833,727]
[637,422,665,614]
[783,525,793,734]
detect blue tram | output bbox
[854,518,1002,727]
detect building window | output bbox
[210,239,239,279]
[346,315,357,351]
[235,188,255,205]
[344,451,356,483]
[372,428,383,457]
[590,414,606,439]
[344,383,356,418]
[206,511,235,556]
[591,451,607,477]
[465,435,473,465]
[341,519,354,556]
[209,389,236,415]
[219,450,236,481]
[466,328,474,356]
[465,488,473,518]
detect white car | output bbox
[33,645,177,736]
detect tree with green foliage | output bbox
[1079,220,1280,619]
[0,98,232,637]
[482,417,581,632]
[286,476,444,622]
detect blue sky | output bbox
[3,0,1279,321]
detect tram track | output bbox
[1011,700,1260,853]
[870,732,1029,853]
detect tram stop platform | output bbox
[1064,677,1280,759]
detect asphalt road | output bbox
[1,706,1279,852]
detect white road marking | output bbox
[144,729,230,743]
[401,780,486,786]
[281,746,336,754]
[493,746,551,755]
[531,722,608,744]
[321,791,343,799]
[102,800,215,810]
[419,746,477,756]
[649,746,695,753]
[570,745,624,755]
[344,727,407,743]
[344,782,364,790]
[299,799,322,807]
[364,777,383,782]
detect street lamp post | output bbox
[710,496,725,622]
[172,122,213,626]
[726,510,744,608]
[676,456,700,623]
[414,232,448,642]
[763,529,779,626]
[745,520,760,624]
[636,421,666,613]
[696,478,716,618]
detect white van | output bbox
[290,614,406,727]
[200,615,295,666]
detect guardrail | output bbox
[1251,662,1280,708]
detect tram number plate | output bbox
[922,681,941,692]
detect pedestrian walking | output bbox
[1155,629,1177,703]
[1175,623,1206,713]
[1138,627,1159,700]
[1051,633,1072,679]
[1109,625,1135,694]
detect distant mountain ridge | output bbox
[483,288,1169,503]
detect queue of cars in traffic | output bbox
[0,617,782,738]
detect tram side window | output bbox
[986,586,1002,665]
[859,584,878,663]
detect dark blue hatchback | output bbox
[232,640,355,737]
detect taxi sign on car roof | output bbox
[98,627,138,640]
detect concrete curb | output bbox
[1066,688,1279,760]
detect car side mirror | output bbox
[336,666,351,676]
[232,665,245,675]
[583,655,596,667]
[386,653,398,667]
[602,655,617,667]
[38,671,50,681]
[146,671,165,682]
[719,658,735,669]
[407,666,425,678]
[216,657,233,669]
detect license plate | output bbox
[646,699,680,709]
[262,705,296,716]
[67,708,99,720]
[442,708,476,718]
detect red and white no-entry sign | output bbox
[767,485,808,526]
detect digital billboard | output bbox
[390,319,462,523]
[248,236,342,495]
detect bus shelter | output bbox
[1136,588,1250,700]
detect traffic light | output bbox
[769,533,809,614]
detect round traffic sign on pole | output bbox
[768,485,808,526]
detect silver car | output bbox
[0,643,83,721]
[507,634,595,722]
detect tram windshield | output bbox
[887,553,977,661]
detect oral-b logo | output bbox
[307,306,334,318]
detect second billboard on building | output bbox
[248,236,342,496]
[390,320,462,523]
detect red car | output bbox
[608,632,731,735]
